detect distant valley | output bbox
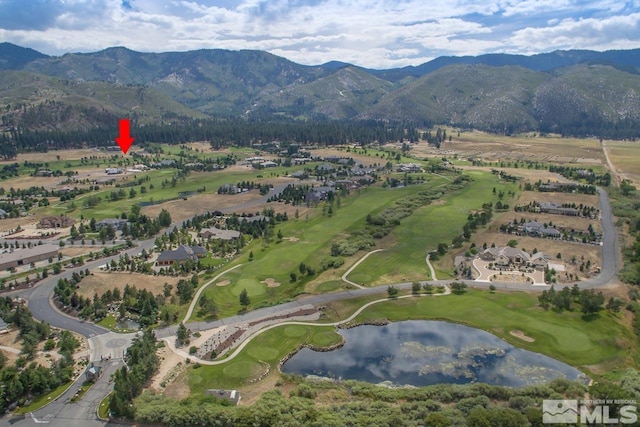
[1,42,639,138]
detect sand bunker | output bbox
[261,278,281,288]
[216,280,230,287]
[287,236,299,242]
[510,330,535,342]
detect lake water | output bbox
[281,321,585,387]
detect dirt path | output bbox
[602,140,626,186]
[425,253,437,281]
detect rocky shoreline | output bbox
[278,333,346,373]
[337,318,389,329]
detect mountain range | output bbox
[1,42,639,137]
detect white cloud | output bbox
[0,0,638,68]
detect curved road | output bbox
[2,185,621,425]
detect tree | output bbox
[411,281,421,294]
[239,288,250,309]
[450,282,468,294]
[176,323,190,346]
[580,289,605,317]
[489,284,496,293]
[387,285,399,298]
[606,296,624,313]
[158,209,172,227]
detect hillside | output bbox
[250,66,396,119]
[0,71,204,131]
[1,42,640,137]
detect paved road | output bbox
[1,184,621,426]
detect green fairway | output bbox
[188,324,341,392]
[351,290,636,371]
[190,183,446,320]
[348,170,519,284]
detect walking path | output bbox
[182,264,243,323]
[425,253,437,281]
[163,284,451,365]
[341,249,384,289]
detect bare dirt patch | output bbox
[216,279,231,287]
[4,148,107,164]
[148,345,188,392]
[286,236,299,242]
[261,278,281,288]
[77,271,181,298]
[510,330,535,342]
[60,246,105,258]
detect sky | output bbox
[0,0,639,69]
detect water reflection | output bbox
[281,321,585,387]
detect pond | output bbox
[281,321,586,387]
[116,319,140,330]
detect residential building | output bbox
[521,221,561,238]
[539,202,580,216]
[0,244,59,271]
[85,363,102,382]
[480,247,549,269]
[38,215,74,229]
[206,389,241,405]
[199,227,240,240]
[155,245,206,266]
[95,218,130,231]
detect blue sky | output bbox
[0,0,639,69]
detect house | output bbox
[316,163,335,173]
[38,215,74,229]
[481,247,530,267]
[95,218,130,231]
[305,186,334,204]
[105,167,123,175]
[206,389,241,405]
[93,177,116,185]
[85,363,102,382]
[397,163,423,173]
[0,244,59,271]
[155,245,206,266]
[0,208,7,219]
[539,202,580,216]
[199,227,240,241]
[260,161,278,168]
[239,215,266,223]
[538,182,577,192]
[480,247,549,269]
[522,221,561,238]
[0,318,8,334]
[36,169,53,177]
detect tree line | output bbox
[0,118,418,155]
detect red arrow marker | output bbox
[115,118,134,154]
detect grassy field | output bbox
[190,182,447,320]
[606,140,640,186]
[188,324,341,393]
[348,170,519,284]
